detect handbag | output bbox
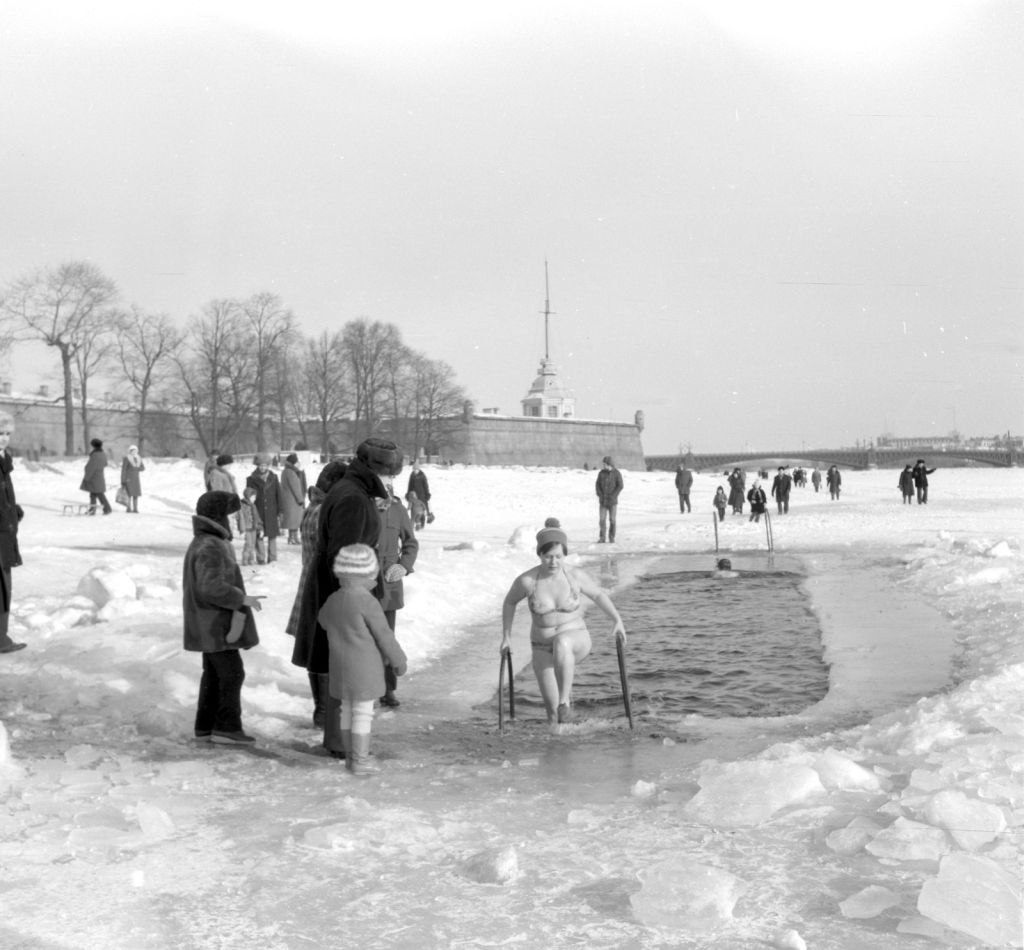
[115,486,129,507]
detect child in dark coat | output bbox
[713,486,727,522]
[182,491,264,744]
[317,544,407,776]
[236,486,264,565]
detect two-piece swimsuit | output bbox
[528,567,582,652]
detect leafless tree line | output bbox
[0,261,467,457]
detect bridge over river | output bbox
[645,447,1021,472]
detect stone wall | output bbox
[450,413,646,469]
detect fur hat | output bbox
[254,452,271,466]
[536,517,569,554]
[315,459,348,493]
[286,453,299,464]
[356,437,403,476]
[216,453,233,467]
[602,455,613,466]
[196,490,241,529]
[332,543,379,578]
[90,438,103,449]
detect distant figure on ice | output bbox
[501,518,626,725]
[80,438,112,515]
[595,456,623,543]
[898,464,915,504]
[183,491,264,744]
[771,466,793,514]
[715,557,739,578]
[747,481,767,523]
[811,468,822,492]
[317,543,407,776]
[207,454,238,496]
[246,454,282,563]
[0,412,26,654]
[713,485,727,522]
[826,464,842,500]
[674,463,693,513]
[727,468,745,515]
[120,445,145,513]
[236,486,264,565]
[280,453,308,545]
[406,490,427,530]
[203,450,220,491]
[913,459,936,504]
[407,461,433,524]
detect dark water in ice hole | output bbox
[511,569,829,721]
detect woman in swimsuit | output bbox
[501,518,626,724]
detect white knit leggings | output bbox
[340,699,375,736]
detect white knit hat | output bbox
[332,543,379,578]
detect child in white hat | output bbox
[317,543,407,775]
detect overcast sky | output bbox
[1,0,1020,454]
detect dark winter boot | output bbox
[309,672,328,729]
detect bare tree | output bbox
[241,292,297,452]
[0,261,119,454]
[342,318,402,444]
[407,355,468,458]
[115,306,182,454]
[296,330,353,456]
[72,317,122,449]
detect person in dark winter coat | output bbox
[826,464,842,500]
[811,468,822,492]
[293,437,402,756]
[246,454,282,562]
[279,453,308,544]
[771,467,793,514]
[207,454,238,496]
[912,459,936,504]
[674,464,694,513]
[0,412,26,654]
[407,462,432,521]
[182,491,263,743]
[727,468,746,515]
[81,438,112,514]
[747,481,767,523]
[286,458,348,729]
[120,445,145,513]
[375,476,418,707]
[898,465,915,504]
[595,456,623,543]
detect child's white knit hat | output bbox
[332,543,379,578]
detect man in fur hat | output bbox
[292,437,403,755]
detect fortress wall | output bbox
[455,414,645,469]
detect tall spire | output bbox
[540,258,555,361]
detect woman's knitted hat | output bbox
[536,517,568,554]
[332,543,379,578]
[196,490,241,531]
[91,438,103,449]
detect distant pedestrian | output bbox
[713,486,727,522]
[183,491,264,744]
[727,468,746,515]
[207,454,238,496]
[675,464,693,513]
[771,466,793,514]
[120,445,145,513]
[246,454,282,563]
[0,412,26,654]
[595,456,623,543]
[747,481,767,523]
[80,438,112,515]
[826,464,842,500]
[280,453,308,545]
[811,468,822,493]
[407,462,433,524]
[406,491,427,530]
[898,465,915,504]
[913,459,936,505]
[203,450,220,491]
[236,486,264,565]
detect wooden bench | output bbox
[61,501,93,516]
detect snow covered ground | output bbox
[1,457,1022,949]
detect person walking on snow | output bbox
[81,438,112,514]
[280,453,307,545]
[674,463,693,513]
[913,459,936,504]
[120,445,145,513]
[0,412,26,654]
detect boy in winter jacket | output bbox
[236,486,264,565]
[183,491,264,744]
[713,486,727,522]
[317,544,407,776]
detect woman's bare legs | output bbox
[531,626,592,723]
